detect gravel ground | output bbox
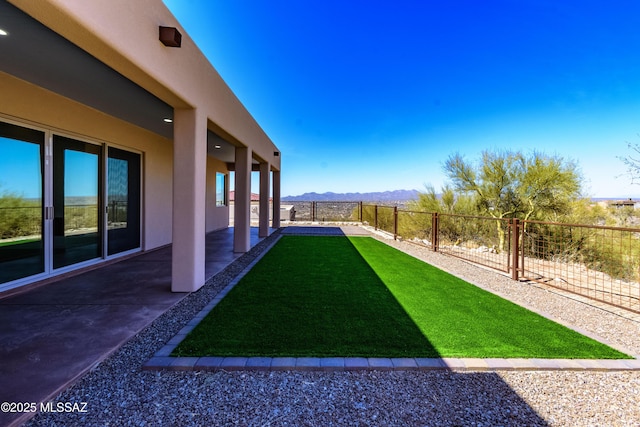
[25,227,640,427]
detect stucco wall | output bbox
[0,71,174,250]
[3,0,283,291]
[11,0,281,171]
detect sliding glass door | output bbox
[107,147,140,255]
[0,122,45,284]
[52,135,103,269]
[1,119,142,288]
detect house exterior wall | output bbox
[0,71,174,250]
[10,0,281,171]
[2,0,281,292]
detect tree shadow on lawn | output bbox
[173,234,441,357]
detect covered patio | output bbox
[0,227,274,427]
[0,0,282,297]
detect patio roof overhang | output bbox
[0,0,257,166]
[0,0,175,138]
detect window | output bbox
[216,172,227,207]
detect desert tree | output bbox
[410,184,475,215]
[517,152,582,222]
[443,149,582,251]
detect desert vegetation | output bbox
[0,190,99,242]
[0,190,41,240]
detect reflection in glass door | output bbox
[0,122,45,284]
[52,135,102,269]
[107,147,140,255]
[0,121,144,288]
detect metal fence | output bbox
[0,205,100,240]
[64,205,99,231]
[288,201,363,222]
[519,220,640,313]
[289,202,640,314]
[434,213,512,274]
[361,206,513,272]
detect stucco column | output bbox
[259,162,270,237]
[272,170,281,228]
[171,108,207,292]
[234,146,252,252]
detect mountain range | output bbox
[282,189,420,202]
[282,192,637,204]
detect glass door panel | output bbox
[0,122,45,284]
[107,147,140,255]
[52,135,102,269]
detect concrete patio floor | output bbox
[0,227,270,427]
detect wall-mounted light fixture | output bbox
[159,26,182,47]
[163,118,173,123]
[0,28,8,36]
[274,151,280,157]
[214,144,221,149]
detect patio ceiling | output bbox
[0,0,241,163]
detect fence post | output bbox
[520,221,525,277]
[510,218,520,281]
[359,201,363,222]
[393,206,398,240]
[432,212,439,251]
[312,201,316,222]
[374,205,378,230]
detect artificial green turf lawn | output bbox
[173,235,630,359]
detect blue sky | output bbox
[0,138,41,198]
[178,2,632,198]
[0,138,98,199]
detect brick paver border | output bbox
[144,355,640,372]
